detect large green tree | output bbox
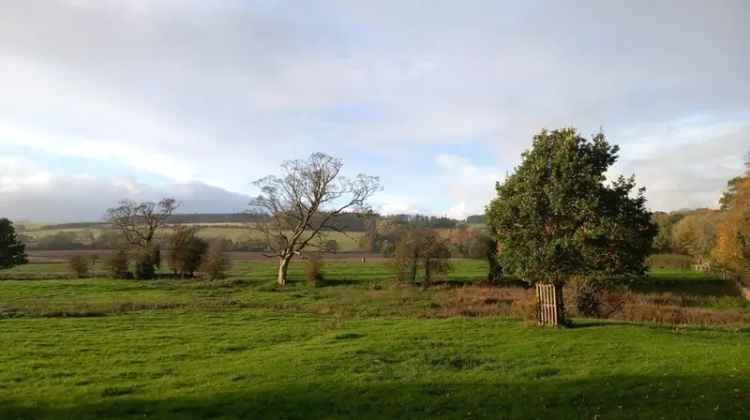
[487,128,656,286]
[0,218,28,270]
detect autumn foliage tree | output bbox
[670,210,723,263]
[712,160,750,284]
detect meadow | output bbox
[1,258,749,419]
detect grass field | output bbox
[1,260,749,419]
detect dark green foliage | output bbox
[487,128,657,285]
[484,235,503,283]
[465,214,486,224]
[720,176,745,210]
[0,218,28,269]
[383,214,458,229]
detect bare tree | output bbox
[105,198,178,278]
[250,153,380,286]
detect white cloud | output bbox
[0,0,748,218]
[435,154,502,219]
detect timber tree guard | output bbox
[536,283,565,327]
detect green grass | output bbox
[1,261,749,419]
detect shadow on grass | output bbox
[2,374,748,420]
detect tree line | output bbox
[2,130,748,309]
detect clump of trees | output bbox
[250,153,380,287]
[487,129,657,325]
[105,198,178,279]
[670,210,723,263]
[390,228,452,288]
[167,226,208,278]
[0,218,28,270]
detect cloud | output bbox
[614,123,750,211]
[435,154,502,219]
[0,0,748,219]
[0,157,251,222]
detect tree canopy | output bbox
[487,128,656,285]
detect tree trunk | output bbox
[423,258,432,289]
[277,255,292,287]
[409,250,419,283]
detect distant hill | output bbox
[39,212,477,231]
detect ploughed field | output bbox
[1,259,749,419]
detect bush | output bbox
[304,253,324,287]
[104,250,129,279]
[132,245,161,280]
[569,279,626,318]
[168,227,209,277]
[67,255,91,278]
[134,252,157,280]
[323,239,339,253]
[200,239,232,281]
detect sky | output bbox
[1,0,748,222]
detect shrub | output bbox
[131,245,162,280]
[200,239,232,281]
[104,249,129,279]
[569,279,626,318]
[134,251,157,280]
[323,239,339,253]
[168,226,209,277]
[304,253,324,287]
[67,255,91,278]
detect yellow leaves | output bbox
[712,174,750,279]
